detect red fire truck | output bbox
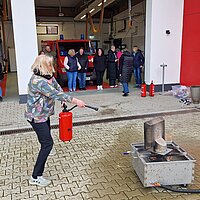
[41,39,97,87]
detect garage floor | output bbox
[2,71,139,102]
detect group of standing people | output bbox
[40,44,144,96]
[93,45,120,90]
[92,45,144,96]
[62,45,144,94]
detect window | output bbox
[37,26,58,35]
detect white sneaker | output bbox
[100,85,103,90]
[49,147,56,156]
[29,176,51,187]
[97,86,100,90]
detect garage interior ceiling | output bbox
[34,0,144,21]
[35,0,81,7]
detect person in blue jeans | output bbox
[0,62,4,102]
[119,49,134,97]
[76,48,88,90]
[64,49,81,92]
[132,46,144,88]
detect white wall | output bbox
[4,19,109,75]
[37,22,109,51]
[113,1,145,51]
[3,21,15,48]
[11,0,38,100]
[145,0,184,85]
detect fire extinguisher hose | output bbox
[65,104,99,112]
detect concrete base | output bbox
[146,83,179,92]
[19,95,27,104]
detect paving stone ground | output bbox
[0,111,200,200]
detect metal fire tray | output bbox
[131,141,196,187]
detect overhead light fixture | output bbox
[89,34,95,39]
[81,15,86,19]
[74,0,115,21]
[89,8,95,13]
[98,0,106,7]
[58,0,64,17]
[58,12,64,17]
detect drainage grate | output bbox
[0,108,199,136]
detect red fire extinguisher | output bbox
[149,80,155,97]
[59,104,98,142]
[141,82,146,97]
[59,104,74,142]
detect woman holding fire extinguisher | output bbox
[25,55,85,187]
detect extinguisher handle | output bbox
[85,105,99,111]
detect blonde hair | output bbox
[68,49,75,56]
[31,55,55,76]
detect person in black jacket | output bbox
[93,48,107,90]
[107,45,118,87]
[0,62,4,102]
[119,49,134,97]
[132,46,144,88]
[76,48,89,90]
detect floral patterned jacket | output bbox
[25,74,73,123]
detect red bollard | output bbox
[149,80,155,97]
[141,82,147,97]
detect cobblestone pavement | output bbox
[0,111,200,200]
[0,88,199,131]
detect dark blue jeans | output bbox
[109,79,116,86]
[67,71,78,91]
[0,80,2,97]
[78,72,86,89]
[122,83,129,93]
[133,67,142,86]
[29,118,53,179]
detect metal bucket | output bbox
[190,86,200,104]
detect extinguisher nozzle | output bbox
[85,105,99,111]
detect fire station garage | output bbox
[1,0,199,103]
[2,0,147,102]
